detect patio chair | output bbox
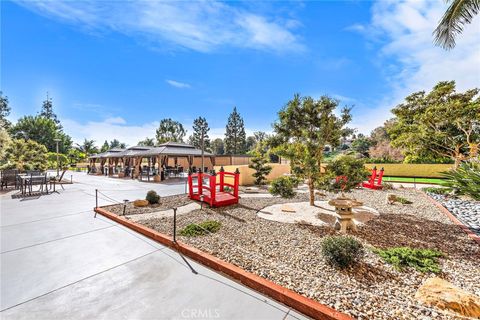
[28,173,48,195]
[49,169,68,191]
[1,169,19,189]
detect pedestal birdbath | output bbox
[328,198,363,233]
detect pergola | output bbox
[88,142,215,178]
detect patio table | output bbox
[19,175,48,196]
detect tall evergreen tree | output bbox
[224,107,246,154]
[40,93,61,127]
[0,91,11,129]
[190,117,211,151]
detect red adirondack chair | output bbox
[362,167,384,190]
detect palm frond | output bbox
[433,0,480,50]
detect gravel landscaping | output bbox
[427,192,480,236]
[102,188,480,319]
[102,194,192,215]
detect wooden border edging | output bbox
[418,191,480,245]
[94,207,352,320]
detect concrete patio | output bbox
[0,171,307,319]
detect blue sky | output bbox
[2,0,479,146]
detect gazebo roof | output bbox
[89,142,212,159]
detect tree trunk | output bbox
[468,143,479,159]
[454,157,462,169]
[308,177,315,206]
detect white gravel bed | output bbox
[258,201,378,227]
[137,189,480,320]
[427,193,480,236]
[240,193,274,198]
[127,202,201,222]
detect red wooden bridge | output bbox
[188,167,240,207]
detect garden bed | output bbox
[102,194,192,215]
[101,189,479,319]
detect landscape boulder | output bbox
[415,277,480,318]
[133,199,149,207]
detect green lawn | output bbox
[382,176,445,184]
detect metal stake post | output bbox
[94,189,98,217]
[173,207,177,242]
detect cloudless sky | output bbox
[1,0,479,145]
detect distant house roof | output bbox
[89,142,212,159]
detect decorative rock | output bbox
[415,277,480,318]
[386,193,398,205]
[281,205,296,213]
[133,199,149,207]
[315,191,327,197]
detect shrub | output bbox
[146,190,160,204]
[382,182,394,190]
[441,161,480,200]
[179,220,221,237]
[396,196,412,204]
[374,247,443,273]
[422,186,451,195]
[269,176,296,198]
[321,236,364,269]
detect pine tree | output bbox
[248,144,272,185]
[190,117,211,151]
[0,91,11,129]
[40,93,61,127]
[224,107,246,154]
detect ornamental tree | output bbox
[272,94,352,205]
[248,143,272,185]
[388,81,479,168]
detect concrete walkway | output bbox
[1,171,307,319]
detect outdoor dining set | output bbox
[0,169,67,196]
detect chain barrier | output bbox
[91,188,470,319]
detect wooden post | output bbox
[234,168,240,198]
[210,170,216,206]
[219,166,225,192]
[188,171,193,198]
[198,169,203,198]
